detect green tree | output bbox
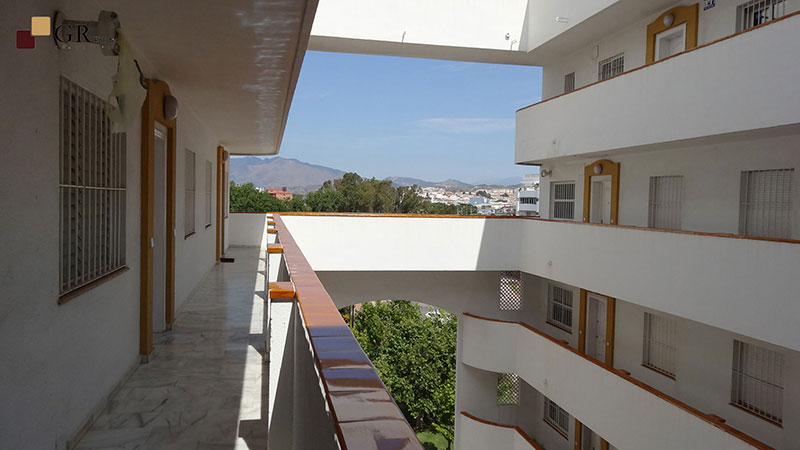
[305,187,342,212]
[397,185,424,213]
[351,301,457,444]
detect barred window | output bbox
[564,72,575,93]
[184,149,196,237]
[205,160,213,228]
[739,169,793,239]
[648,175,683,230]
[731,340,784,425]
[497,373,520,405]
[520,197,538,205]
[544,397,569,437]
[551,181,576,220]
[59,77,127,297]
[598,53,624,81]
[643,312,677,377]
[547,284,573,331]
[737,0,785,31]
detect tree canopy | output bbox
[229,172,477,215]
[346,301,457,447]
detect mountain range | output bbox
[229,156,521,193]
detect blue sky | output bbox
[277,51,542,184]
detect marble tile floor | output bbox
[76,247,270,450]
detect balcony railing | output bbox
[461,313,773,450]
[515,10,800,163]
[265,213,424,449]
[458,412,542,450]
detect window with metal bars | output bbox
[731,340,784,425]
[737,0,785,31]
[598,53,624,81]
[497,373,520,405]
[564,72,575,93]
[648,175,683,230]
[520,197,538,205]
[59,77,127,297]
[547,284,573,331]
[544,397,570,436]
[642,312,677,377]
[185,149,196,237]
[551,181,576,220]
[739,169,793,239]
[499,271,522,311]
[205,160,213,228]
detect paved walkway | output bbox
[76,247,268,450]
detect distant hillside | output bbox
[384,177,436,188]
[229,156,345,193]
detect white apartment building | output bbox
[517,174,540,216]
[2,1,799,450]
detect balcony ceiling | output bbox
[97,0,317,155]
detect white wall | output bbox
[457,412,539,450]
[0,2,220,448]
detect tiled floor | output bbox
[76,247,269,450]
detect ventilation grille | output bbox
[731,340,784,424]
[499,271,522,311]
[59,77,126,295]
[739,169,793,239]
[497,373,520,405]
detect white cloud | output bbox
[417,117,515,133]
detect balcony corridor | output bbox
[76,247,268,450]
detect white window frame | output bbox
[205,160,213,228]
[642,312,678,378]
[544,397,569,437]
[731,340,784,425]
[184,149,196,237]
[59,77,127,297]
[598,53,624,81]
[547,283,574,332]
[550,181,576,220]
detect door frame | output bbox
[582,159,620,224]
[646,4,698,64]
[215,145,226,261]
[140,79,177,357]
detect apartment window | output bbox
[551,181,576,220]
[598,53,624,81]
[497,373,520,405]
[520,197,538,205]
[547,284,573,331]
[737,0,785,31]
[642,312,677,377]
[184,149,196,237]
[739,169,793,239]
[544,397,569,437]
[205,160,213,228]
[499,271,522,311]
[648,175,683,230]
[731,340,784,425]
[59,77,127,296]
[564,72,575,93]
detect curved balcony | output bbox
[457,412,542,450]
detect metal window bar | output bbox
[548,285,573,329]
[731,340,784,424]
[497,373,520,405]
[737,0,785,31]
[598,53,624,81]
[551,181,576,220]
[564,72,575,93]
[544,398,570,434]
[739,169,793,239]
[499,271,522,311]
[185,150,196,235]
[642,312,678,377]
[648,176,683,230]
[59,77,126,295]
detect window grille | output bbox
[185,149,196,236]
[497,373,520,405]
[551,181,576,220]
[547,284,573,331]
[544,398,570,435]
[598,53,624,81]
[499,271,522,311]
[731,340,784,425]
[648,176,683,230]
[739,169,793,239]
[737,0,785,31]
[642,312,677,377]
[205,160,213,227]
[520,197,538,205]
[564,72,575,93]
[59,77,127,296]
